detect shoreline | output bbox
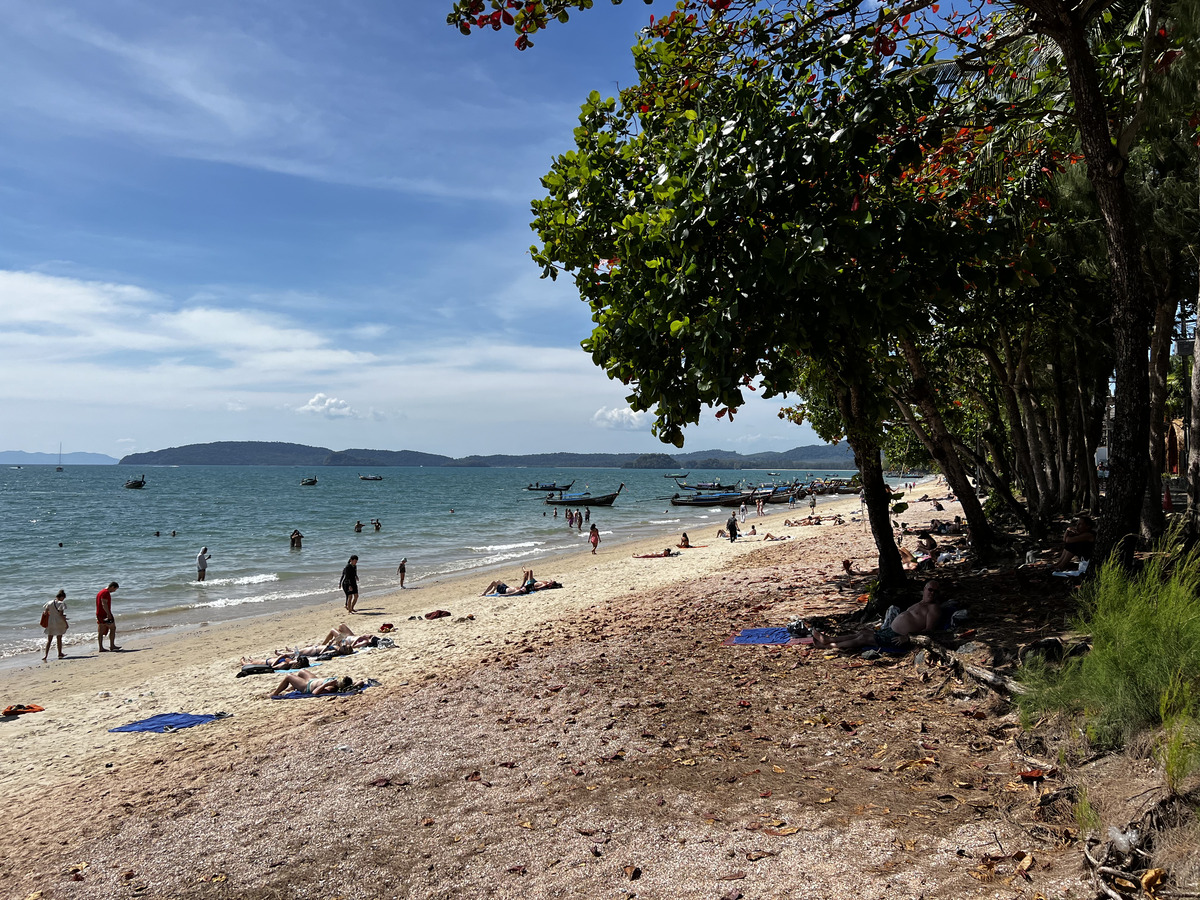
[3,479,1029,900]
[0,492,876,761]
[0,487,863,670]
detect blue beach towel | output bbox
[732,627,794,645]
[109,712,228,733]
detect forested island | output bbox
[117,440,856,470]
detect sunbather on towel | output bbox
[240,653,311,670]
[810,581,949,652]
[269,670,360,697]
[481,579,528,596]
[522,571,562,591]
[633,548,675,558]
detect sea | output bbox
[0,464,868,661]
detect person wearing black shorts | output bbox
[340,555,359,614]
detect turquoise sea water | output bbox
[0,464,863,659]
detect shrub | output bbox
[1018,531,1200,749]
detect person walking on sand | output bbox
[42,589,68,660]
[396,557,407,589]
[588,523,600,554]
[196,547,211,581]
[340,555,360,614]
[96,581,120,652]
[725,514,739,543]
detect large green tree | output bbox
[454,0,1192,565]
[529,25,1002,581]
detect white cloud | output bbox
[296,393,356,418]
[592,407,653,431]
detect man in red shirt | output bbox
[96,581,121,652]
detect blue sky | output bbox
[0,0,823,459]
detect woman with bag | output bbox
[42,589,68,661]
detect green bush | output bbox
[1018,532,1200,749]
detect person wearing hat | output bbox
[396,557,407,589]
[96,581,120,652]
[196,547,211,581]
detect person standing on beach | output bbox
[588,523,600,554]
[196,547,211,581]
[340,555,360,613]
[396,557,407,589]
[96,581,120,652]
[809,494,817,514]
[725,514,739,543]
[739,502,747,524]
[42,589,68,661]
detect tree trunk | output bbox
[1049,12,1154,565]
[897,337,997,556]
[982,340,1040,515]
[1143,292,1175,538]
[837,382,905,590]
[1188,276,1200,538]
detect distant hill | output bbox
[118,440,857,469]
[0,450,119,465]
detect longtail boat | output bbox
[544,483,625,507]
[669,491,748,507]
[526,480,575,492]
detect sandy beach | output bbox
[1,485,1085,899]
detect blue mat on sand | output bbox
[110,713,227,733]
[732,627,795,645]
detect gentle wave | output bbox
[188,586,330,610]
[188,573,280,587]
[649,519,682,525]
[466,541,542,553]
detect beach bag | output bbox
[39,607,49,628]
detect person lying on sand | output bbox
[269,670,362,698]
[762,533,791,541]
[633,548,676,558]
[276,625,376,658]
[810,581,949,652]
[240,652,312,671]
[521,570,562,591]
[482,579,529,596]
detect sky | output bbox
[0,0,824,460]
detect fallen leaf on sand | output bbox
[1143,868,1166,894]
[717,871,747,881]
[772,765,786,773]
[624,865,642,880]
[746,850,774,861]
[895,756,936,771]
[507,865,527,875]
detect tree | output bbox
[529,24,1004,581]
[454,0,1192,564]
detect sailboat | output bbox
[55,443,63,472]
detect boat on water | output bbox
[526,480,575,492]
[672,477,743,492]
[300,477,318,486]
[669,490,747,507]
[124,475,146,489]
[544,483,625,507]
[663,472,688,479]
[359,474,384,481]
[56,443,64,472]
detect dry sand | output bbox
[1,486,1087,899]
